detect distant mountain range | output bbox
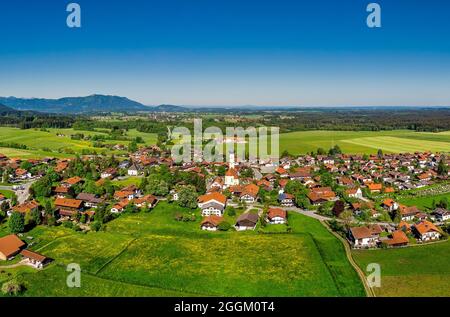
[0,103,18,114]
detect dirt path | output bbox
[321,221,376,297]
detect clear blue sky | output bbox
[0,0,449,106]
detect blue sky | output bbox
[0,0,449,106]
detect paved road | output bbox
[0,180,36,204]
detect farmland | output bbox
[0,202,365,297]
[353,241,450,297]
[279,130,450,155]
[0,127,157,158]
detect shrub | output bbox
[90,221,101,232]
[218,221,232,231]
[1,280,24,296]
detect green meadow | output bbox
[0,127,157,158]
[0,202,365,297]
[279,130,450,155]
[353,241,450,297]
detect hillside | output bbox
[0,95,152,113]
[0,103,17,114]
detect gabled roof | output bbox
[198,192,227,205]
[54,198,83,209]
[267,208,286,220]
[236,212,259,225]
[0,235,25,258]
[201,215,223,227]
[414,220,441,235]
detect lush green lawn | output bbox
[0,189,15,199]
[353,241,450,297]
[0,202,365,297]
[0,127,157,158]
[279,130,450,154]
[398,193,450,211]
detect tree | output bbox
[438,156,448,176]
[91,221,102,231]
[226,206,236,216]
[218,221,232,231]
[30,208,42,225]
[1,279,24,296]
[177,186,198,209]
[281,150,290,158]
[129,141,138,153]
[438,197,448,209]
[377,149,383,159]
[30,176,52,198]
[239,167,254,179]
[8,212,25,234]
[217,165,226,176]
[332,200,345,217]
[316,148,326,155]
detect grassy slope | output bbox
[0,202,364,297]
[353,241,450,297]
[0,127,157,158]
[398,193,450,211]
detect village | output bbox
[0,144,450,269]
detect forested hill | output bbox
[0,95,152,113]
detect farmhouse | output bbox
[235,212,259,231]
[198,192,227,216]
[200,215,223,231]
[267,208,287,224]
[307,187,336,205]
[367,183,382,193]
[101,168,117,179]
[111,199,130,213]
[11,200,40,216]
[0,234,26,261]
[62,176,83,187]
[55,198,84,217]
[20,249,50,269]
[76,193,104,208]
[413,220,442,241]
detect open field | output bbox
[279,130,450,155]
[353,240,450,297]
[0,202,365,297]
[398,193,450,211]
[0,127,157,158]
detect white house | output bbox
[413,221,442,241]
[127,163,141,176]
[267,208,287,224]
[349,225,382,248]
[346,188,363,199]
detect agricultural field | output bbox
[0,202,365,297]
[398,193,450,211]
[0,127,157,159]
[279,130,450,155]
[353,241,450,297]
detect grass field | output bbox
[353,241,450,297]
[0,127,157,158]
[398,193,450,211]
[0,202,365,297]
[279,130,450,155]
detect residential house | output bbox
[367,183,382,193]
[127,163,142,176]
[239,183,259,204]
[134,195,158,209]
[235,212,259,231]
[55,198,84,217]
[385,230,409,247]
[11,200,40,217]
[432,208,450,222]
[111,199,131,213]
[278,193,295,207]
[346,187,363,199]
[413,220,442,241]
[0,235,26,261]
[307,187,336,205]
[381,199,399,212]
[20,249,50,269]
[200,215,223,231]
[398,205,420,221]
[198,192,227,216]
[75,193,104,208]
[101,168,117,179]
[349,225,383,248]
[267,208,287,224]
